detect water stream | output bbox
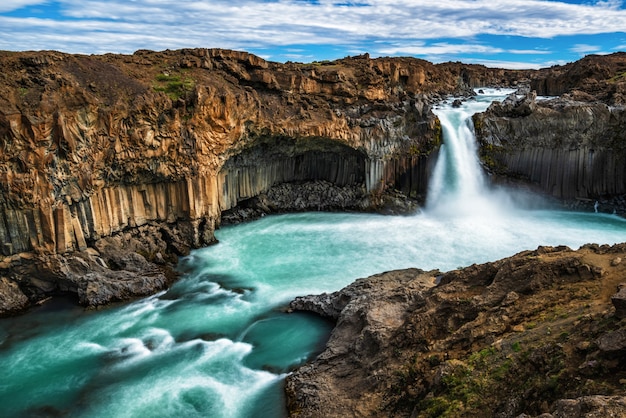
[1,90,626,417]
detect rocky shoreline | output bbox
[0,221,190,316]
[221,179,419,225]
[1,50,626,317]
[286,244,626,417]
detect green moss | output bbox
[416,397,462,418]
[153,72,195,100]
[608,71,626,83]
[472,114,483,131]
[433,118,442,146]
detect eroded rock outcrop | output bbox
[474,92,626,212]
[0,48,524,313]
[530,52,626,105]
[286,244,626,417]
[471,52,626,213]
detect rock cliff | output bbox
[0,48,522,314]
[286,244,626,417]
[474,52,626,214]
[530,52,626,105]
[474,93,626,206]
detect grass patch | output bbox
[153,72,195,100]
[608,71,626,83]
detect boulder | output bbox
[0,277,29,315]
[611,283,626,319]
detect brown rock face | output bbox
[530,52,626,105]
[1,49,625,313]
[0,48,523,313]
[286,244,626,417]
[611,283,626,319]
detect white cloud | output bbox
[1,0,626,61]
[570,44,602,54]
[0,0,46,13]
[377,43,505,57]
[508,49,552,55]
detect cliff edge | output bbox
[474,52,626,214]
[286,244,626,417]
[0,48,520,314]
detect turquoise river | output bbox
[1,90,626,417]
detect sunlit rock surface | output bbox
[1,49,625,313]
[286,244,626,417]
[0,48,524,312]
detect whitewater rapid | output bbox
[1,89,625,417]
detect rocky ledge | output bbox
[0,222,189,314]
[286,244,626,417]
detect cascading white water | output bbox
[1,89,625,418]
[427,89,516,216]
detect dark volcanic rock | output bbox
[286,269,437,417]
[474,92,626,204]
[549,396,626,418]
[612,283,626,319]
[530,52,626,105]
[0,277,29,315]
[286,244,626,417]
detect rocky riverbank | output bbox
[286,244,626,417]
[1,49,626,315]
[0,48,521,314]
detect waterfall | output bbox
[426,89,515,216]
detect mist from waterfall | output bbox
[1,89,625,418]
[427,89,517,217]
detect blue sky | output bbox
[1,0,625,69]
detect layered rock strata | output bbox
[286,244,626,417]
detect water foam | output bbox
[1,88,625,418]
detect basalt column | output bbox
[218,136,367,212]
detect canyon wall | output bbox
[2,48,624,313]
[0,48,523,313]
[474,92,626,210]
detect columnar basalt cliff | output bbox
[475,93,626,204]
[474,53,626,214]
[0,48,523,314]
